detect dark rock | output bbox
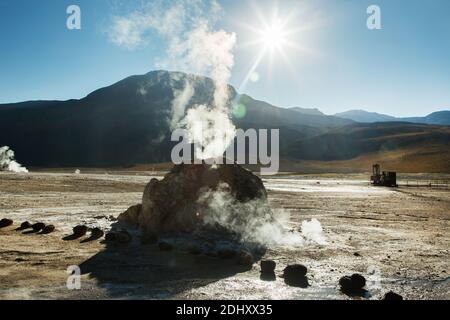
[339,276,354,291]
[218,248,236,259]
[283,264,309,287]
[31,222,45,232]
[354,252,361,257]
[350,273,366,289]
[158,241,173,251]
[237,251,254,266]
[118,204,142,226]
[90,228,104,239]
[284,264,307,277]
[383,291,403,300]
[73,225,88,237]
[260,272,276,281]
[0,218,13,228]
[118,163,272,239]
[339,274,367,296]
[260,260,276,274]
[41,225,55,234]
[17,221,31,230]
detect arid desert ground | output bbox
[0,170,449,300]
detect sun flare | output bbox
[261,21,287,50]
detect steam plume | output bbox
[108,0,237,159]
[0,146,28,173]
[301,218,328,245]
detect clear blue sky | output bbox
[0,0,449,117]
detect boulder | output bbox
[90,228,104,239]
[17,221,31,230]
[118,163,271,241]
[283,264,309,287]
[31,222,45,232]
[350,273,366,288]
[383,291,403,300]
[41,225,55,234]
[339,274,366,294]
[118,204,142,226]
[0,218,13,228]
[260,260,276,274]
[73,225,88,237]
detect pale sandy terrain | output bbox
[0,171,449,300]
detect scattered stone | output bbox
[41,225,55,234]
[260,260,276,274]
[17,221,31,230]
[158,241,173,251]
[90,227,104,239]
[383,291,403,300]
[237,251,254,266]
[73,225,88,237]
[31,222,45,232]
[339,273,366,295]
[0,218,13,228]
[283,264,309,287]
[217,249,236,259]
[350,273,366,288]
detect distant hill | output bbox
[1,70,448,172]
[285,122,450,172]
[335,109,450,125]
[289,107,324,116]
[0,70,352,168]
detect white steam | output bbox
[197,183,303,247]
[170,79,194,130]
[0,146,28,173]
[108,0,237,159]
[196,184,328,247]
[301,218,328,245]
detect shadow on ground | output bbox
[78,224,257,299]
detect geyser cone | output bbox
[119,162,273,243]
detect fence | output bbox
[403,180,449,189]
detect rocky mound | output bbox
[119,163,274,243]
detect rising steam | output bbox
[197,183,303,247]
[0,146,28,173]
[108,0,237,159]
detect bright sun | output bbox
[261,22,287,50]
